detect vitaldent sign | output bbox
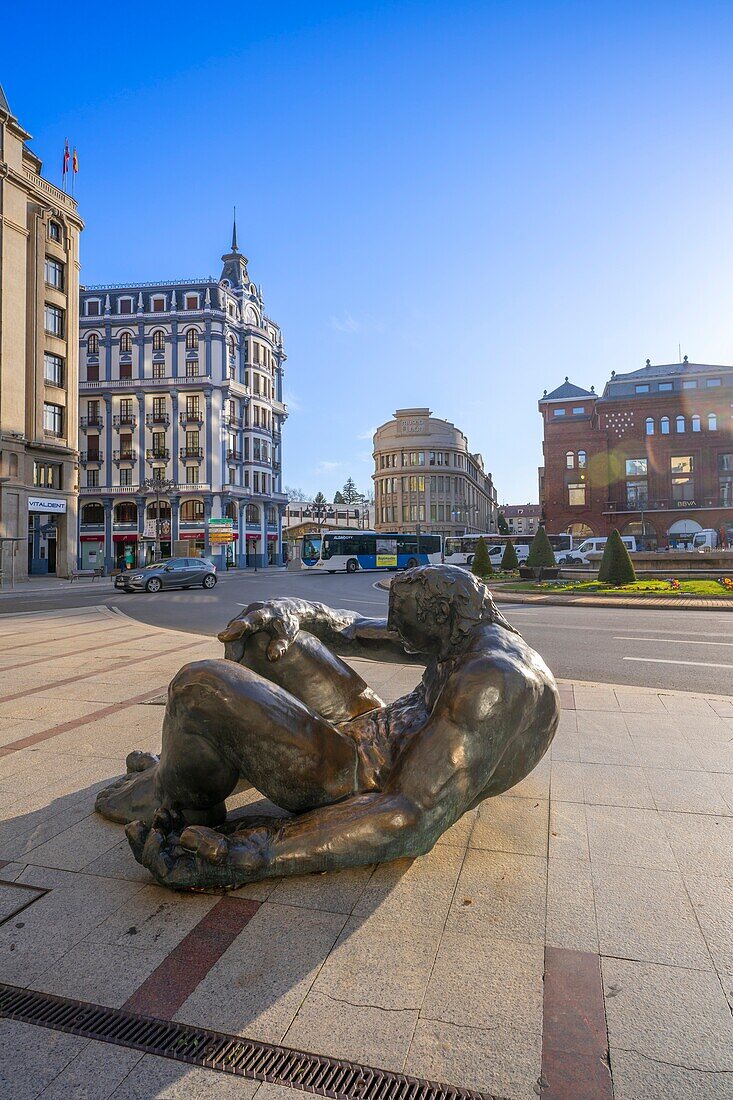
[28,497,67,514]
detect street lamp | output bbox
[140,475,176,561]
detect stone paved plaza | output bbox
[0,606,732,1098]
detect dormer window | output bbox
[151,296,165,313]
[119,297,133,314]
[553,408,566,417]
[185,294,199,310]
[86,299,101,316]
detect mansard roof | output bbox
[539,378,595,403]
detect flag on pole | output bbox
[72,147,78,174]
[62,139,70,189]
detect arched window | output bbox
[119,332,132,353]
[708,412,718,431]
[81,502,104,525]
[692,414,701,432]
[114,502,137,524]
[185,328,199,350]
[645,417,654,435]
[578,450,587,469]
[676,415,685,433]
[565,451,575,469]
[152,330,165,351]
[661,416,670,435]
[146,500,171,520]
[180,499,203,522]
[87,333,99,355]
[224,501,237,521]
[246,504,260,524]
[267,505,277,525]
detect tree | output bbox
[526,527,556,568]
[285,486,307,502]
[500,540,520,572]
[497,512,510,535]
[471,537,493,579]
[333,491,345,504]
[342,477,360,503]
[598,529,637,585]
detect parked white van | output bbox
[565,536,637,565]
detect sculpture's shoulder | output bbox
[435,624,556,725]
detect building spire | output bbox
[231,207,238,253]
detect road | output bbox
[1,569,732,695]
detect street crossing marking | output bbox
[614,636,733,647]
[623,656,733,670]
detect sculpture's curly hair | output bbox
[392,564,521,653]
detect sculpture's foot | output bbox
[95,752,161,825]
[96,751,229,829]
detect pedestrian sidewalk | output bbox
[0,606,732,1099]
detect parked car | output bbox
[466,543,530,568]
[114,557,217,593]
[560,536,637,565]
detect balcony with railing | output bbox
[179,410,204,427]
[225,415,242,428]
[226,448,243,462]
[179,447,204,462]
[145,413,170,428]
[146,447,170,461]
[80,416,104,430]
[112,414,137,430]
[113,449,136,464]
[80,451,103,464]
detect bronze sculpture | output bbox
[95,565,559,890]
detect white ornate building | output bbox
[77,224,287,570]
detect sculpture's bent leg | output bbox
[97,653,362,827]
[96,629,381,827]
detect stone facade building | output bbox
[78,225,288,570]
[500,503,541,536]
[539,360,733,548]
[0,87,84,579]
[372,408,497,536]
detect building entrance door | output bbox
[47,532,57,573]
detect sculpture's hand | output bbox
[218,601,299,661]
[126,810,267,890]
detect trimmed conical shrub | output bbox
[501,540,520,571]
[598,529,637,585]
[471,537,493,578]
[526,526,556,568]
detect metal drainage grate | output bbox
[0,983,503,1100]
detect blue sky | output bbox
[4,2,733,504]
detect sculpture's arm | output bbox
[219,598,414,662]
[129,656,503,890]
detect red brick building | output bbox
[539,359,733,549]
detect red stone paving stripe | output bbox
[0,638,209,705]
[0,685,169,758]
[0,620,159,651]
[541,946,613,1099]
[2,632,170,674]
[124,897,260,1019]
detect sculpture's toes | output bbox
[95,765,159,825]
[125,751,159,773]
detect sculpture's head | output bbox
[388,564,520,658]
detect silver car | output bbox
[114,557,217,594]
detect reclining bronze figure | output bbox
[95,565,559,890]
